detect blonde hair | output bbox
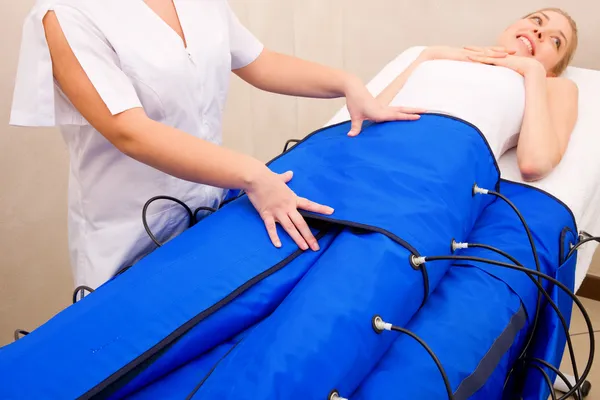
[524,8,578,75]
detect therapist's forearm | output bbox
[115,110,268,191]
[234,49,360,98]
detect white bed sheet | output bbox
[324,46,600,291]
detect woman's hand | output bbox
[420,46,515,63]
[467,53,546,77]
[463,46,516,57]
[344,76,426,137]
[245,167,334,251]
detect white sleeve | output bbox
[224,2,264,70]
[10,4,142,127]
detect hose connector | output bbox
[372,315,393,334]
[472,183,489,196]
[410,255,426,269]
[451,240,469,252]
[329,390,348,400]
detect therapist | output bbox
[10,0,422,289]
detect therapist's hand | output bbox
[343,76,425,137]
[245,168,334,251]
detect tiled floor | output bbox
[555,297,600,399]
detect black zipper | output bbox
[184,340,242,400]
[298,213,421,256]
[499,179,578,235]
[81,231,328,399]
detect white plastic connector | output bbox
[473,184,489,195]
[452,241,469,252]
[329,391,349,400]
[411,255,426,267]
[373,316,393,332]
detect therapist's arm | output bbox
[233,49,359,99]
[234,49,425,136]
[43,11,332,252]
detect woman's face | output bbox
[498,10,574,74]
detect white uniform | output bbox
[390,59,527,159]
[10,0,264,289]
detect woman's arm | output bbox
[468,53,578,181]
[376,46,511,106]
[376,55,428,106]
[43,11,332,251]
[517,70,578,181]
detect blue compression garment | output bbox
[352,180,578,400]
[125,181,577,400]
[110,179,578,400]
[0,115,577,400]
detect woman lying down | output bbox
[372,7,579,182]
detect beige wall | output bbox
[1,0,599,346]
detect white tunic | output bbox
[10,0,264,289]
[390,59,527,159]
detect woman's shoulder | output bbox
[546,76,579,108]
[547,76,579,94]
